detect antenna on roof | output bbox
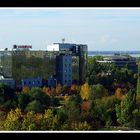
[62,38,65,43]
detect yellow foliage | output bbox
[55,84,62,95]
[64,95,70,101]
[80,83,91,100]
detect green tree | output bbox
[137,77,140,95]
[29,87,50,107]
[17,93,30,111]
[90,84,108,100]
[25,100,43,113]
[137,62,140,95]
[115,89,136,127]
[91,95,119,128]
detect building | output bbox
[47,43,88,84]
[0,76,15,89]
[21,77,43,88]
[48,75,57,88]
[0,42,88,87]
[97,55,138,73]
[56,52,72,86]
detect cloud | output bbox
[100,34,117,45]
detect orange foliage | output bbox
[42,86,51,95]
[81,101,92,111]
[115,88,123,99]
[70,84,79,94]
[55,84,62,95]
[22,86,30,93]
[42,87,56,96]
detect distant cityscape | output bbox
[88,51,140,57]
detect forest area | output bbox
[0,56,140,130]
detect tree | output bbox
[29,87,51,108]
[22,86,30,93]
[70,84,79,94]
[0,84,17,110]
[115,89,136,127]
[80,83,91,100]
[25,100,43,113]
[137,77,140,95]
[4,108,22,130]
[71,121,91,130]
[115,88,123,99]
[91,95,119,128]
[22,111,37,130]
[17,93,30,111]
[55,84,63,95]
[137,62,140,95]
[43,109,59,130]
[90,84,108,100]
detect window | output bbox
[29,81,31,85]
[24,81,26,85]
[38,81,40,84]
[65,64,67,67]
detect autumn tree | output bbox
[22,111,37,130]
[70,121,91,130]
[115,88,123,99]
[4,108,23,130]
[43,109,59,130]
[22,86,30,93]
[80,83,91,101]
[70,84,79,94]
[55,84,63,95]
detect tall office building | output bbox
[56,52,72,86]
[47,43,88,84]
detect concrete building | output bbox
[0,76,15,89]
[47,43,88,84]
[56,53,72,86]
[97,55,138,73]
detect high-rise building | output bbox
[56,52,72,86]
[47,43,88,84]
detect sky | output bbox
[0,8,140,51]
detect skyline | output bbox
[0,8,140,51]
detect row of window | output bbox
[64,69,72,73]
[64,79,72,83]
[23,80,41,85]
